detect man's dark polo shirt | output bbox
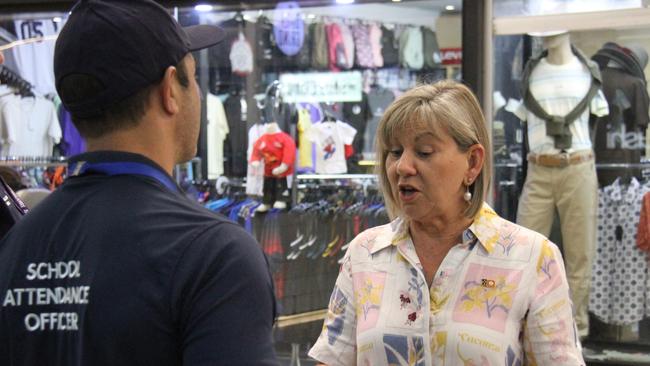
[0,151,278,366]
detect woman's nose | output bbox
[396,152,416,176]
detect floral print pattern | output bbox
[309,204,585,366]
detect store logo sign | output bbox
[441,47,462,65]
[274,1,305,56]
[279,71,362,103]
[607,128,645,150]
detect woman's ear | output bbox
[466,144,485,184]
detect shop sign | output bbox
[273,1,305,56]
[279,71,362,103]
[441,47,462,65]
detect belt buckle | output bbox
[558,152,570,167]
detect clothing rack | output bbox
[596,162,650,169]
[296,173,377,180]
[0,156,67,168]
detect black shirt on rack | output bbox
[224,94,250,177]
[343,92,370,152]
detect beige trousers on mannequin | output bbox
[516,157,598,338]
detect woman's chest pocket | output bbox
[382,266,430,331]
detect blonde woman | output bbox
[309,81,584,365]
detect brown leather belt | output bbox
[527,151,594,167]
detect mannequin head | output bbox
[542,31,570,50]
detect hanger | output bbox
[0,66,34,97]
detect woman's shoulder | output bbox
[346,219,401,256]
[508,220,561,257]
[477,210,558,262]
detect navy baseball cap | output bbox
[54,0,225,118]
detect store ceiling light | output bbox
[336,0,355,4]
[53,17,62,23]
[445,5,455,11]
[194,4,213,12]
[392,0,402,2]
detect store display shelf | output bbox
[494,7,650,36]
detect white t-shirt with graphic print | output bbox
[308,120,356,174]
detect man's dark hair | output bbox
[59,59,190,139]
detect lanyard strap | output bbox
[68,161,180,194]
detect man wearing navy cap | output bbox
[0,1,279,365]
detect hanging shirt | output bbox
[246,124,265,197]
[309,203,584,366]
[12,19,62,95]
[422,26,442,70]
[254,16,275,71]
[352,24,374,69]
[342,92,370,157]
[364,87,395,159]
[326,23,345,72]
[0,92,21,155]
[512,56,609,154]
[589,178,650,325]
[368,24,383,68]
[399,26,424,70]
[380,25,399,67]
[297,108,314,172]
[223,94,249,177]
[339,23,355,69]
[3,96,61,157]
[311,22,329,70]
[230,32,254,76]
[250,131,296,178]
[308,120,356,174]
[637,191,650,252]
[206,93,229,179]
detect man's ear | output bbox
[159,65,180,115]
[466,144,485,184]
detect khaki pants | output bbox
[516,158,598,337]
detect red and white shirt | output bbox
[250,131,296,177]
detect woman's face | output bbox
[385,126,471,223]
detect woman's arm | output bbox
[523,239,585,365]
[308,250,358,366]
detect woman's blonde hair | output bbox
[375,80,492,219]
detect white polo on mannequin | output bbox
[514,31,609,339]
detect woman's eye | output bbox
[388,149,402,157]
[417,151,433,158]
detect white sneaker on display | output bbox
[256,204,270,213]
[272,201,287,210]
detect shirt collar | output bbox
[466,203,501,254]
[372,203,501,256]
[67,150,180,193]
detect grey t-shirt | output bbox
[364,87,395,158]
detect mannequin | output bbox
[592,42,650,185]
[250,121,296,212]
[513,31,609,339]
[589,42,650,340]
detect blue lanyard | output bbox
[68,161,180,194]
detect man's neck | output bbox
[86,128,175,175]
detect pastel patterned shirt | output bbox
[309,203,584,366]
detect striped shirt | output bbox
[513,56,609,154]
